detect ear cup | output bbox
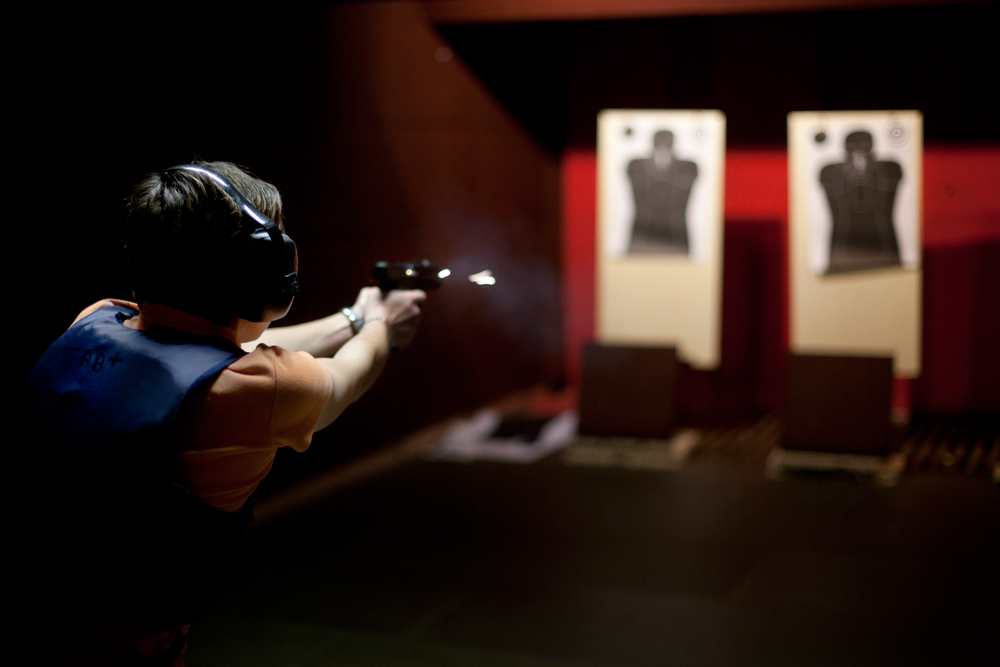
[237,227,299,322]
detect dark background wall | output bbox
[436,2,1000,152]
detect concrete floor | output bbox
[185,456,999,667]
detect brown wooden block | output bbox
[578,344,677,438]
[785,353,893,455]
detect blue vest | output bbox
[22,304,252,627]
[28,304,244,452]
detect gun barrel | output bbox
[373,260,444,291]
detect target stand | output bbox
[768,353,903,485]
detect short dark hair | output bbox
[123,161,284,323]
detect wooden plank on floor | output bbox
[563,429,700,471]
[766,447,907,487]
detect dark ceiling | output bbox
[438,3,999,153]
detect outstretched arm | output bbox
[311,317,390,431]
[311,288,425,431]
[259,287,425,432]
[245,287,424,358]
[247,311,355,358]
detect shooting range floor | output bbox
[184,424,1000,667]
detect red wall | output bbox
[562,147,1000,415]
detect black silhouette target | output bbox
[804,116,920,275]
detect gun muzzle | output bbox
[373,260,445,291]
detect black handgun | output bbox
[373,260,444,291]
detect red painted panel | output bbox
[923,148,1000,247]
[724,149,787,220]
[561,150,597,387]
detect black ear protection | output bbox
[162,164,300,323]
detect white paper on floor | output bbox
[428,409,579,464]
